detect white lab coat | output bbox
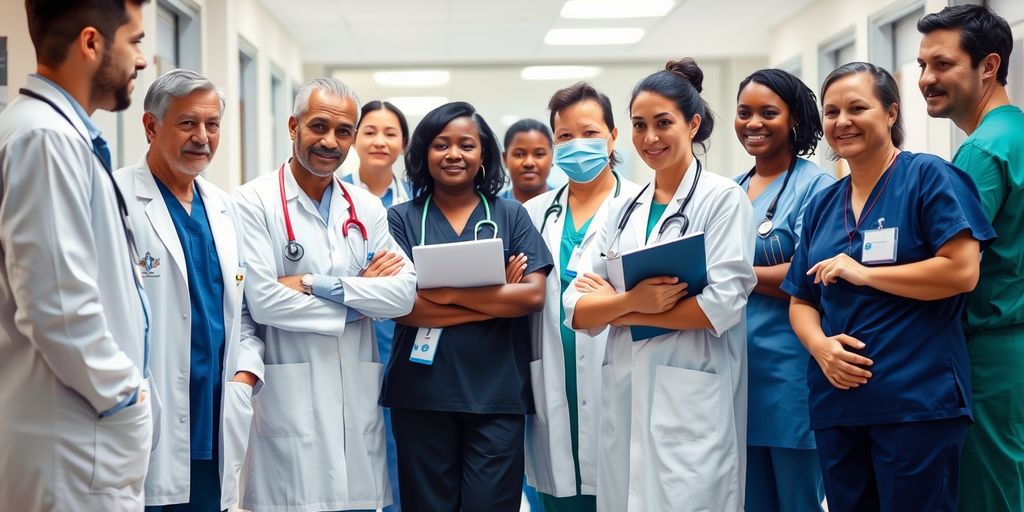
[521,176,640,498]
[114,159,257,509]
[564,159,755,512]
[234,167,416,512]
[0,75,152,510]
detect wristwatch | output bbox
[300,273,314,295]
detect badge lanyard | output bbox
[410,190,497,365]
[843,151,899,255]
[738,157,797,239]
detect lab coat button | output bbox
[579,354,585,361]
[581,400,587,406]
[178,416,186,424]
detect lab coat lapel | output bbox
[22,76,91,144]
[135,162,188,290]
[542,191,567,272]
[630,182,656,251]
[197,177,239,319]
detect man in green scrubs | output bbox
[919,6,1024,511]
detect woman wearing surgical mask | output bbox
[522,82,640,512]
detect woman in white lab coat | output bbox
[522,84,639,511]
[232,78,417,512]
[564,58,755,512]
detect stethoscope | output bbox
[278,164,370,268]
[737,157,797,239]
[603,159,703,259]
[541,171,622,233]
[419,191,497,245]
[17,88,142,282]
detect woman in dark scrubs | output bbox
[382,101,553,511]
[782,62,996,512]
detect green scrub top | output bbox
[952,105,1024,332]
[646,202,669,242]
[540,203,598,510]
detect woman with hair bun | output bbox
[733,68,833,512]
[564,58,756,511]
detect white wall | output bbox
[769,0,956,164]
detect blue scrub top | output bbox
[782,152,995,430]
[156,179,226,460]
[382,196,553,414]
[735,158,834,448]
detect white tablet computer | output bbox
[412,238,505,289]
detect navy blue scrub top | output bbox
[782,152,995,431]
[382,195,553,414]
[156,179,226,460]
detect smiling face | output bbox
[427,116,482,193]
[821,72,898,163]
[90,1,147,112]
[355,108,405,170]
[918,28,985,123]
[504,130,552,195]
[289,88,358,178]
[735,82,794,160]
[630,91,699,173]
[145,89,222,177]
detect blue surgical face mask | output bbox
[553,137,610,184]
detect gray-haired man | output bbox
[114,69,261,511]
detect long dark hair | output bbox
[404,101,506,201]
[737,68,822,156]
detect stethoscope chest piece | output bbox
[756,219,775,239]
[285,240,304,261]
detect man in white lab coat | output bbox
[234,77,417,512]
[0,1,153,511]
[114,69,260,511]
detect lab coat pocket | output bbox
[601,363,622,438]
[529,359,551,426]
[222,381,255,475]
[358,361,386,434]
[650,365,720,441]
[91,397,153,492]
[254,363,313,437]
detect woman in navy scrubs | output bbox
[382,101,553,511]
[734,68,833,512]
[782,62,996,512]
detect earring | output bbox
[479,164,486,180]
[791,125,798,142]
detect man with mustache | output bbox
[114,69,260,512]
[0,1,151,510]
[918,6,1024,511]
[233,77,416,512]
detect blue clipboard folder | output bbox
[619,231,707,341]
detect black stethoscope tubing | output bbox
[738,156,798,239]
[18,88,141,266]
[541,171,622,233]
[602,159,703,258]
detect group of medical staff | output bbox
[1,1,1022,512]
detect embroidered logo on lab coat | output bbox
[137,251,161,277]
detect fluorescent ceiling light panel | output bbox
[373,70,451,88]
[385,96,449,116]
[544,28,645,46]
[560,0,675,19]
[521,65,603,80]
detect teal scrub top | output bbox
[734,158,834,448]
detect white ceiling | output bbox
[256,0,818,67]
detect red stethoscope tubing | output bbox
[278,164,368,253]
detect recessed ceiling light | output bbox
[544,28,646,46]
[373,70,451,88]
[521,66,603,80]
[560,0,676,19]
[385,96,449,116]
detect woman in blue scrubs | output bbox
[382,101,553,511]
[733,69,833,512]
[782,62,996,512]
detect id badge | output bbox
[861,227,898,264]
[563,246,583,280]
[410,327,442,365]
